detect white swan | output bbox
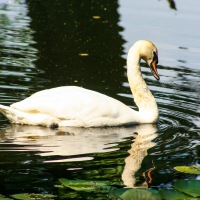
[0,40,160,128]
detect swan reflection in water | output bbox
[0,123,157,187]
[121,124,157,188]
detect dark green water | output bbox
[0,0,199,199]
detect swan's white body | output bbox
[0,40,159,127]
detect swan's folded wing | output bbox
[11,86,132,121]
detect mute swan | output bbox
[0,40,159,128]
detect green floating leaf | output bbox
[54,184,65,189]
[109,188,160,200]
[59,178,110,192]
[159,189,190,200]
[0,194,12,200]
[173,180,200,198]
[11,193,56,200]
[174,166,200,174]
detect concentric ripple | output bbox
[120,61,200,168]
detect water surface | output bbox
[0,0,199,199]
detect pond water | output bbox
[0,0,199,199]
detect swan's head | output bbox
[131,40,160,80]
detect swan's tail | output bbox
[0,104,37,124]
[0,104,20,123]
[0,104,60,127]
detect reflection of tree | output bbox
[26,0,125,94]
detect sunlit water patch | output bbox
[0,0,46,107]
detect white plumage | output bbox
[0,40,160,128]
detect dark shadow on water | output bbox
[26,0,126,96]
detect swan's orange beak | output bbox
[150,60,160,80]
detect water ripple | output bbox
[0,1,46,106]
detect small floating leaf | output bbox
[159,189,189,200]
[0,194,12,200]
[79,53,89,56]
[11,193,56,200]
[54,184,65,189]
[59,178,110,192]
[92,16,101,19]
[174,166,200,174]
[173,180,200,197]
[109,188,160,200]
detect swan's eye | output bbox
[153,51,158,64]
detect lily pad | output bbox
[174,166,200,174]
[109,188,160,200]
[0,194,12,200]
[173,180,200,198]
[11,193,56,200]
[159,189,190,200]
[59,178,110,192]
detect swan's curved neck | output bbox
[127,47,158,123]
